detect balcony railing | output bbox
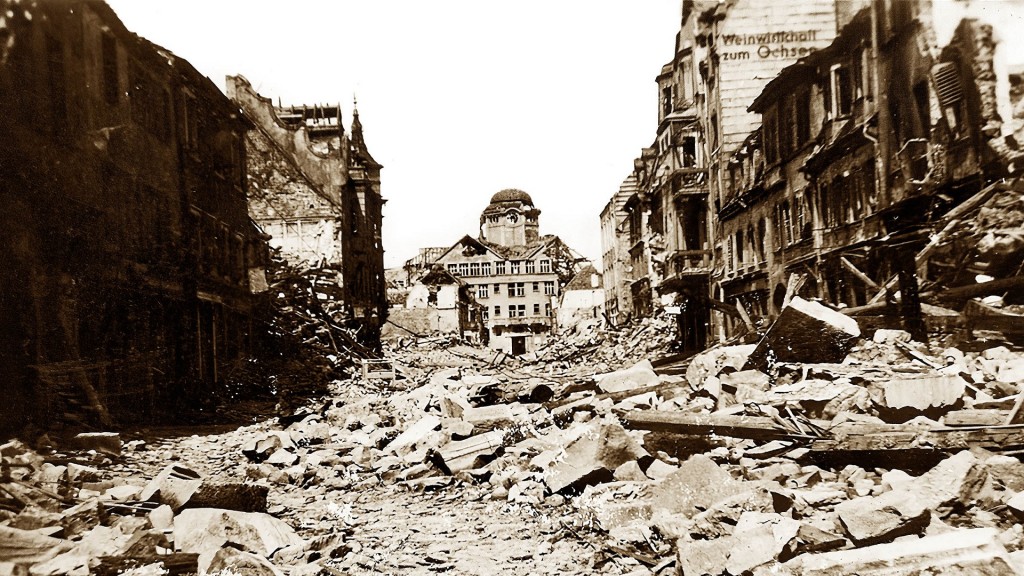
[491,315,552,327]
[667,249,713,277]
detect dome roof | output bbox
[489,188,533,205]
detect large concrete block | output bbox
[779,527,1018,575]
[173,508,305,558]
[646,454,750,518]
[686,345,756,389]
[882,375,967,411]
[744,297,860,372]
[908,451,998,511]
[542,420,649,494]
[596,360,659,394]
[384,415,442,455]
[676,513,799,575]
[836,492,931,546]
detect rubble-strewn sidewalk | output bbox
[4,309,1024,575]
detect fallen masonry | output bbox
[4,303,1024,575]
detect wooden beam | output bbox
[840,257,879,289]
[925,275,1024,305]
[868,181,1009,304]
[707,296,743,318]
[736,302,756,333]
[621,411,814,440]
[783,273,807,308]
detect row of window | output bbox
[476,281,556,299]
[723,172,879,274]
[483,303,551,320]
[447,259,551,277]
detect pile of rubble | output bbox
[5,294,1024,575]
[259,251,378,362]
[523,314,679,374]
[0,434,299,576]
[311,296,1024,574]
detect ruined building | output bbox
[605,0,1022,347]
[617,0,850,352]
[226,76,387,343]
[0,1,267,430]
[719,0,1024,339]
[600,175,637,325]
[432,190,583,355]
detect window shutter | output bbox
[932,62,963,109]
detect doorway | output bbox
[511,336,527,356]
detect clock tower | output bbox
[479,189,541,247]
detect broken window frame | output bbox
[510,261,522,275]
[735,229,744,267]
[829,64,854,118]
[795,89,811,148]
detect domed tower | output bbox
[479,188,541,246]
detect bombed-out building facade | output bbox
[0,1,267,430]
[600,175,637,325]
[604,0,1024,348]
[227,76,387,342]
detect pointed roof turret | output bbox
[349,95,381,168]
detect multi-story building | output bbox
[613,0,845,350]
[434,190,579,355]
[609,0,1024,347]
[227,76,387,344]
[600,175,638,325]
[719,0,1023,339]
[0,1,265,429]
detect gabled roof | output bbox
[564,265,601,291]
[481,234,564,261]
[434,235,504,263]
[433,233,572,264]
[419,265,463,286]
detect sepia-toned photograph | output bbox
[3,0,1024,574]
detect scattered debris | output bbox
[5,292,1024,576]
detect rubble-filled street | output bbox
[7,0,1024,575]
[7,311,1024,575]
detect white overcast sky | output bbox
[106,0,682,268]
[105,1,1024,269]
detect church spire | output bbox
[351,94,365,150]
[348,95,380,168]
